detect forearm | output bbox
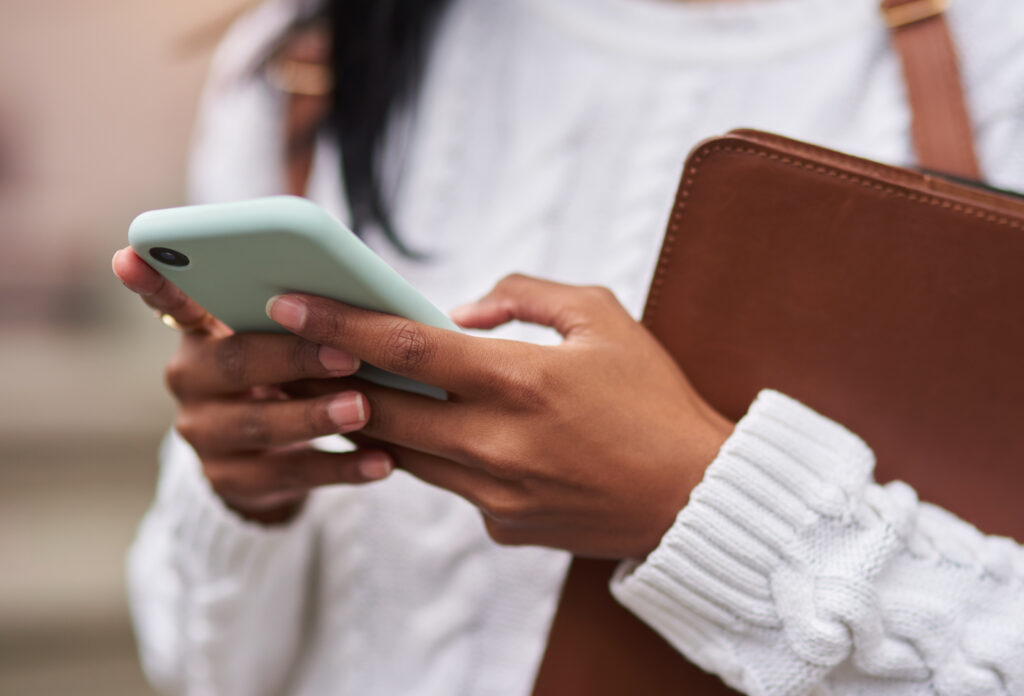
[613,391,1024,696]
[127,430,317,696]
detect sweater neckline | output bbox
[519,0,882,64]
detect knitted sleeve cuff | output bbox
[610,390,879,694]
[153,428,317,581]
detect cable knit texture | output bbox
[128,432,318,696]
[612,391,1024,695]
[128,0,1024,694]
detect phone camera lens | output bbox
[149,247,190,267]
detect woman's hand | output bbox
[112,248,394,524]
[267,274,733,558]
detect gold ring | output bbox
[160,313,185,331]
[159,312,208,333]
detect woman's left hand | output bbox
[268,274,733,560]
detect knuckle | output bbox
[205,462,264,501]
[215,336,250,389]
[489,361,548,409]
[483,518,524,547]
[163,356,189,397]
[236,407,271,449]
[161,285,190,313]
[480,362,515,396]
[478,487,527,523]
[201,461,234,494]
[470,439,520,478]
[496,273,528,291]
[583,285,617,308]
[382,320,431,373]
[511,367,547,406]
[174,411,202,448]
[290,338,321,376]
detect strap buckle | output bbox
[883,0,951,29]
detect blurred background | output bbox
[0,1,255,693]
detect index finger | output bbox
[112,247,222,335]
[266,294,493,393]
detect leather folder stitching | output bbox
[643,142,1024,329]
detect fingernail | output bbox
[266,295,306,330]
[449,304,474,324]
[327,392,366,431]
[359,451,393,481]
[319,346,359,374]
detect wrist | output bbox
[679,405,734,509]
[637,409,733,560]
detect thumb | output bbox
[450,273,617,338]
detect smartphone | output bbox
[129,195,456,399]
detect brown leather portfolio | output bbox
[532,130,1024,694]
[645,129,1024,538]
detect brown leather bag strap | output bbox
[882,0,981,179]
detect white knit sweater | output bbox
[127,0,1024,695]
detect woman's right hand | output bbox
[112,247,393,524]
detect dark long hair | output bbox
[325,0,452,253]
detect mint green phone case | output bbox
[129,195,456,398]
